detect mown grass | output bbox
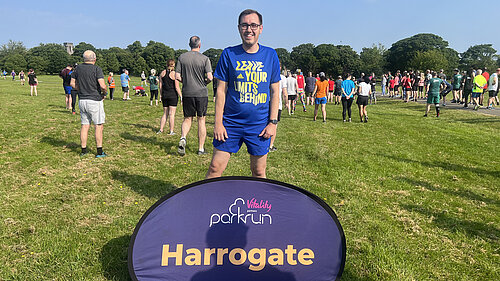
[0,75,499,280]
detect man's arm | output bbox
[259,82,279,139]
[206,72,213,85]
[214,80,228,141]
[175,72,182,83]
[70,78,78,91]
[98,78,107,99]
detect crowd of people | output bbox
[3,8,499,179]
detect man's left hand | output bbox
[259,123,276,139]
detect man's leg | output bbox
[425,104,431,116]
[250,154,267,178]
[197,116,206,152]
[206,148,231,178]
[81,124,90,150]
[181,117,193,139]
[95,124,103,148]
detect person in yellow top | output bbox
[472,69,487,110]
[313,72,329,122]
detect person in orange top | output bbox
[107,72,115,100]
[313,72,329,122]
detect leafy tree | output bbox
[3,54,27,71]
[313,44,338,77]
[116,52,135,73]
[26,55,48,72]
[360,44,386,76]
[0,40,27,69]
[291,43,318,75]
[127,41,143,55]
[408,50,448,72]
[130,55,148,76]
[28,43,70,74]
[386,33,458,72]
[72,42,97,59]
[102,52,120,74]
[275,48,291,70]
[203,48,223,72]
[333,45,361,76]
[460,44,497,71]
[142,41,175,72]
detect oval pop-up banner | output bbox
[128,177,346,281]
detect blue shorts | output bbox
[315,97,327,104]
[213,122,270,156]
[64,86,72,95]
[471,92,481,98]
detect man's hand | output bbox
[259,123,276,139]
[214,123,228,142]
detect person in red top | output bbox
[481,68,489,106]
[389,77,396,98]
[107,72,115,100]
[403,73,412,103]
[296,71,306,112]
[328,76,335,103]
[133,86,146,96]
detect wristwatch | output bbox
[269,119,278,125]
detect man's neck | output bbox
[242,43,259,54]
[191,48,200,52]
[83,61,96,65]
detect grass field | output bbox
[0,75,499,280]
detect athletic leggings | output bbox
[341,97,353,120]
[150,89,159,101]
[109,88,114,100]
[71,90,78,112]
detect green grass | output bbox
[0,75,499,280]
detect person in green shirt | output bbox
[424,72,444,117]
[148,69,159,106]
[451,69,462,103]
[472,69,487,110]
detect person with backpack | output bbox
[148,69,159,106]
[60,64,73,110]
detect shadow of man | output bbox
[190,223,297,281]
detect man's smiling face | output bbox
[238,13,262,48]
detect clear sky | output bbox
[1,0,499,54]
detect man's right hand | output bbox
[214,123,228,142]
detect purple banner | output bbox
[129,177,346,281]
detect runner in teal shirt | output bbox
[425,72,443,117]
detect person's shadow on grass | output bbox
[100,235,131,281]
[40,136,79,153]
[111,170,176,199]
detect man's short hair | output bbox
[83,50,96,62]
[189,36,201,49]
[238,9,262,25]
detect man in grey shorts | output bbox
[70,50,108,158]
[176,36,213,155]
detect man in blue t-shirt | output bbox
[206,9,281,179]
[120,69,130,100]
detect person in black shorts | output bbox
[305,72,316,105]
[158,59,182,135]
[28,69,38,96]
[175,36,213,155]
[334,76,342,105]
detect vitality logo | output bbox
[209,198,272,227]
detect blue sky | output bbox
[1,0,499,54]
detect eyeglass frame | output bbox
[238,23,261,30]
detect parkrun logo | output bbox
[209,198,272,227]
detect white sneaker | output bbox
[178,138,186,155]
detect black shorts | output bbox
[183,96,208,117]
[288,95,297,101]
[150,89,159,100]
[489,90,498,98]
[122,86,129,92]
[277,109,282,122]
[440,88,452,97]
[394,85,399,91]
[418,86,424,92]
[334,91,342,96]
[305,91,313,97]
[162,95,178,107]
[356,95,369,106]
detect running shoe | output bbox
[156,130,163,134]
[269,146,277,152]
[168,131,176,135]
[178,138,186,155]
[197,150,208,155]
[423,114,428,117]
[96,152,108,158]
[348,118,351,122]
[80,151,89,157]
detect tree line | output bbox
[0,33,498,77]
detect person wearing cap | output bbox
[313,72,329,122]
[451,69,463,103]
[486,68,499,109]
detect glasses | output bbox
[239,23,260,30]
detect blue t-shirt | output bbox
[341,79,356,97]
[214,44,280,126]
[120,73,129,87]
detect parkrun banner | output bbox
[128,177,346,281]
